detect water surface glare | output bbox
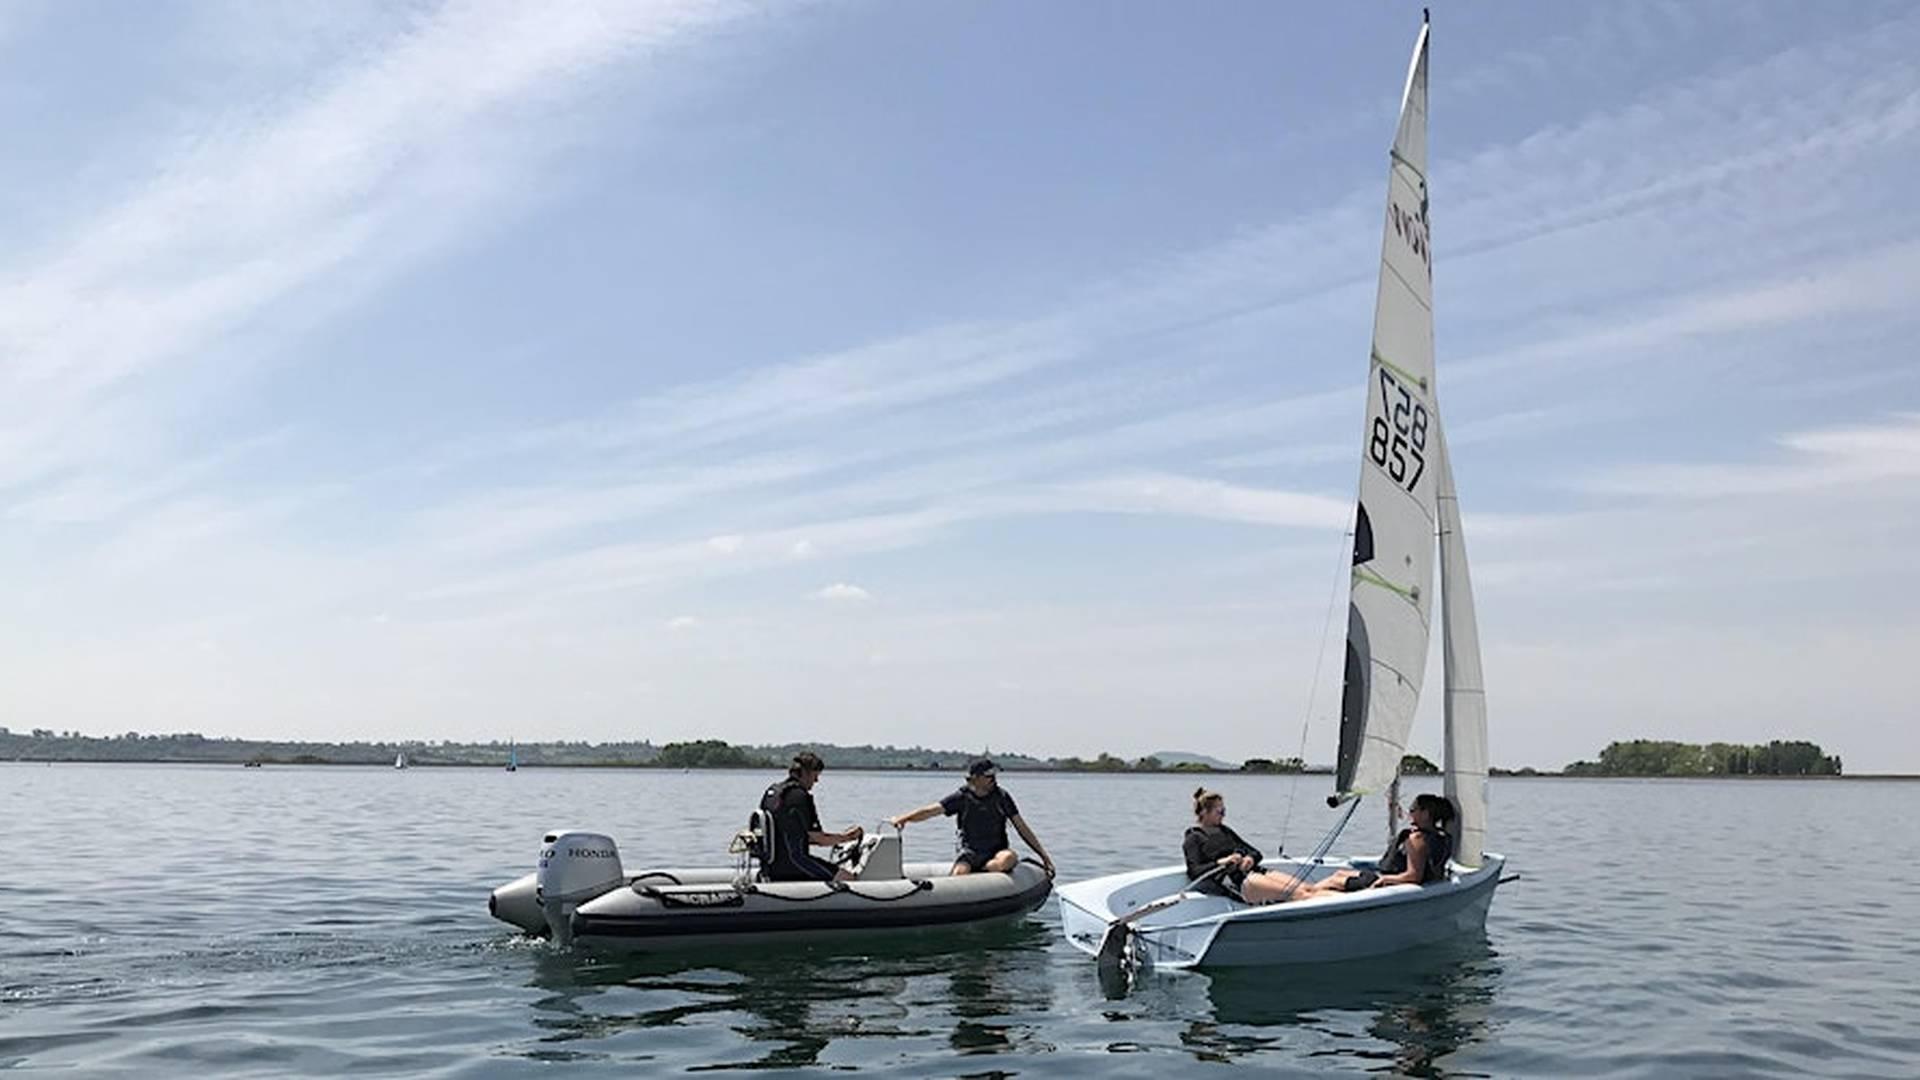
[2,764,1916,1076]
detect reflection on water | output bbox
[518,921,1058,1070]
[1096,936,1500,1074]
[1205,937,1495,1074]
[515,921,1498,1073]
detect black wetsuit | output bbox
[939,785,1019,871]
[760,778,837,882]
[1183,823,1263,897]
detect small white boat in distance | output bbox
[394,751,407,770]
[1058,12,1505,971]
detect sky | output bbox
[2,1,1918,772]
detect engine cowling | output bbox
[536,830,623,944]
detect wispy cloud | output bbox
[1453,241,1920,384]
[1047,472,1349,529]
[0,0,760,500]
[1584,413,1920,498]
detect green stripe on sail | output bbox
[1353,566,1419,603]
[1370,348,1428,393]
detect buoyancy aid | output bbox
[759,778,815,862]
[1377,824,1452,884]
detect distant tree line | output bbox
[0,728,661,767]
[1239,757,1310,774]
[2,728,1855,779]
[1049,753,1181,773]
[1564,739,1842,777]
[0,729,1310,774]
[652,740,774,769]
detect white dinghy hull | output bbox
[1059,854,1503,969]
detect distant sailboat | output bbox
[395,751,408,770]
[506,742,518,772]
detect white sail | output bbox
[1436,420,1487,868]
[1335,19,1438,802]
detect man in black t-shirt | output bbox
[759,751,863,882]
[889,759,1055,877]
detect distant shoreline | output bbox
[4,758,1914,780]
[2,732,1875,778]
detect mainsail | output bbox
[1334,19,1438,802]
[1436,420,1487,867]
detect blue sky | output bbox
[3,1,1918,771]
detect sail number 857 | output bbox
[1369,368,1427,490]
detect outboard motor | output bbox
[536,830,623,946]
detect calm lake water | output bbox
[2,764,1917,1077]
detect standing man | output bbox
[760,751,863,882]
[889,759,1055,878]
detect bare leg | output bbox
[951,860,973,876]
[983,849,1017,873]
[1312,869,1359,893]
[1300,869,1367,897]
[1240,871,1318,904]
[1243,869,1350,904]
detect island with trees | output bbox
[1563,739,1842,777]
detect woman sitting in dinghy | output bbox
[1184,789,1301,903]
[1280,793,1456,900]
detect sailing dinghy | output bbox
[1057,14,1505,970]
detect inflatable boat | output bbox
[490,813,1052,950]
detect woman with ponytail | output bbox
[1184,789,1274,900]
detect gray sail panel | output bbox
[1436,419,1488,868]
